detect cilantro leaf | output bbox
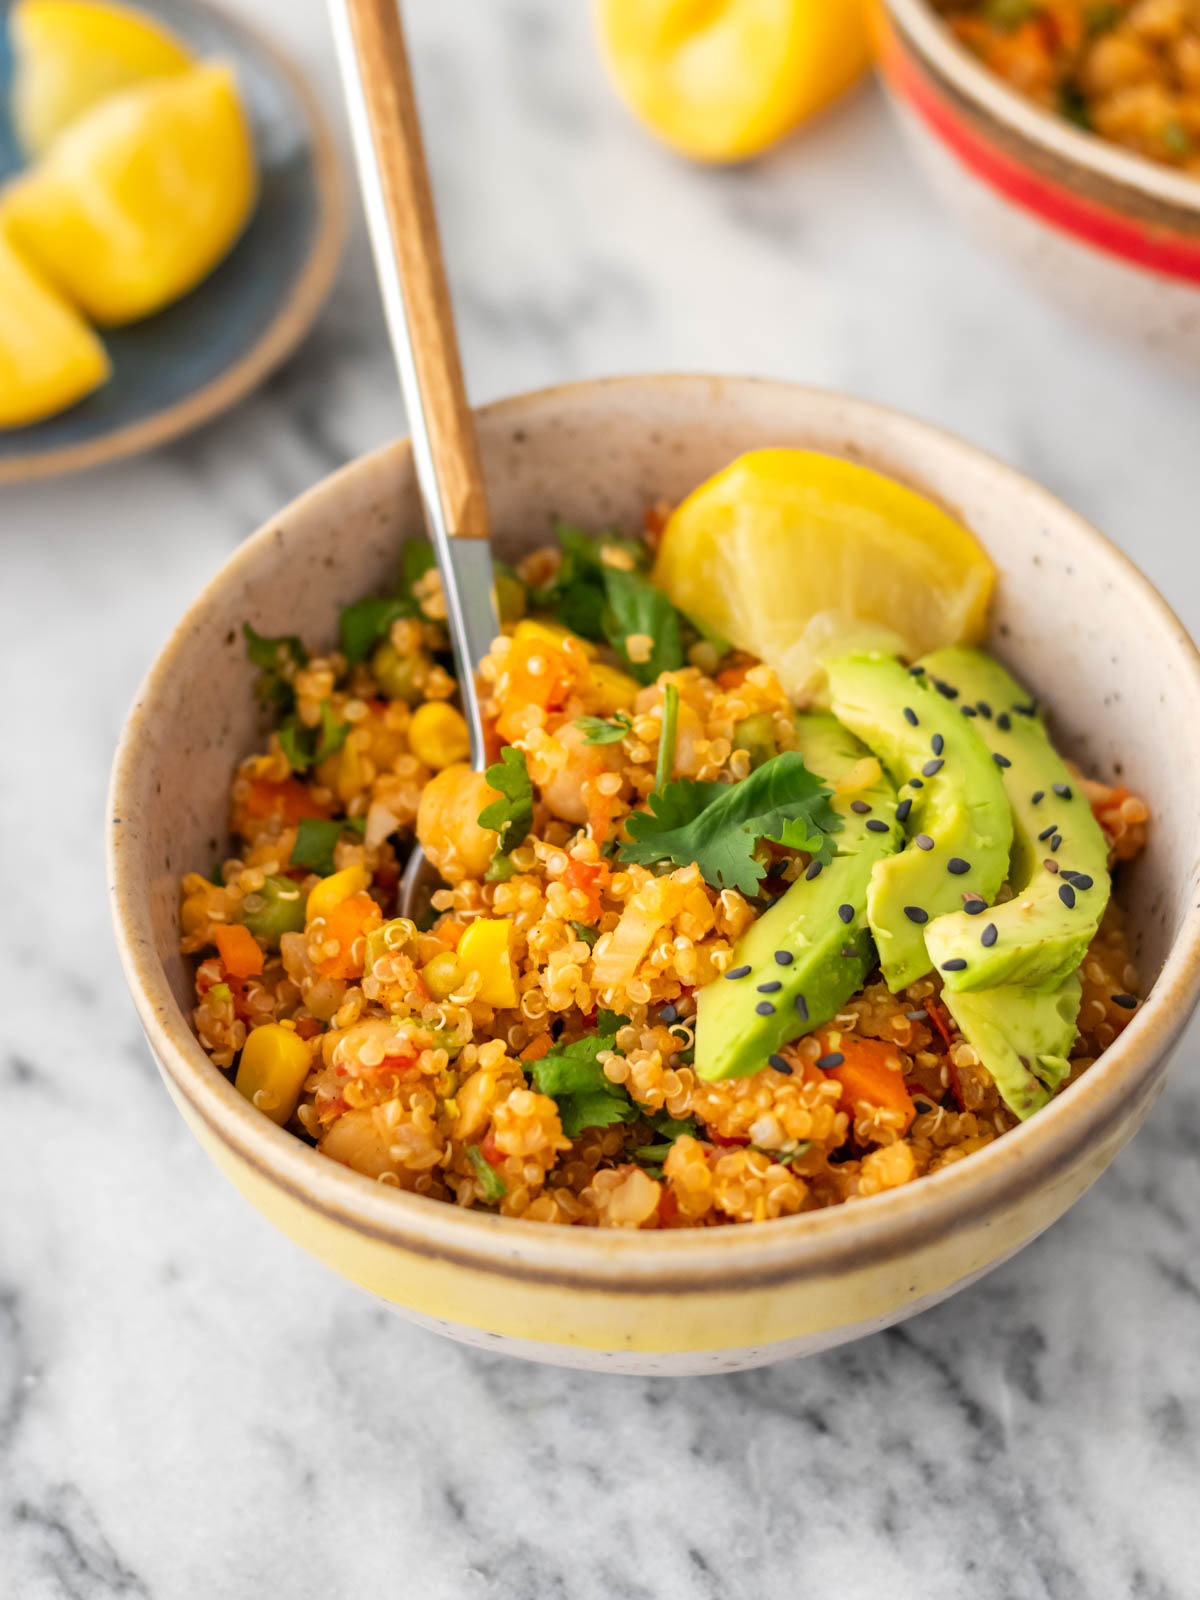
[619,752,842,896]
[570,920,598,947]
[243,622,307,710]
[478,747,534,853]
[649,1111,700,1140]
[576,712,632,746]
[290,816,367,876]
[467,1144,506,1202]
[529,1033,638,1137]
[596,1008,630,1034]
[338,595,408,665]
[401,537,436,592]
[279,701,349,771]
[601,566,684,685]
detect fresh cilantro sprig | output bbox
[467,1144,506,1203]
[602,565,683,685]
[654,683,679,794]
[290,816,367,876]
[528,1033,638,1137]
[478,747,534,854]
[575,711,632,746]
[244,623,307,710]
[337,538,438,664]
[619,752,842,897]
[278,701,349,771]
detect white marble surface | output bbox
[4,2,1200,1595]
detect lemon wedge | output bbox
[0,231,111,427]
[595,0,871,163]
[652,449,995,700]
[10,0,193,157]
[2,62,257,327]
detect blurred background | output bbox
[3,2,1199,1597]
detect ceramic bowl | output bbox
[875,0,1200,359]
[108,375,1200,1375]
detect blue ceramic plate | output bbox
[0,0,345,482]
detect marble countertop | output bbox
[5,2,1200,1595]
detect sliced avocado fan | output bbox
[694,713,900,1082]
[825,653,1012,992]
[941,974,1082,1121]
[918,648,1110,993]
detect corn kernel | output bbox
[456,917,519,1008]
[306,863,370,924]
[408,701,471,770]
[235,1023,312,1125]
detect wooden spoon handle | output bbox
[335,0,487,539]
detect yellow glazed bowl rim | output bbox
[883,0,1200,215]
[109,374,1200,1297]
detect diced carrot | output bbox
[562,856,611,919]
[214,923,264,978]
[821,1033,915,1133]
[716,665,751,691]
[657,1187,680,1228]
[504,635,574,714]
[480,1130,503,1166]
[244,776,330,825]
[705,1126,750,1148]
[520,1032,554,1063]
[316,892,381,980]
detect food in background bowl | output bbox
[178,448,1148,1230]
[932,0,1200,172]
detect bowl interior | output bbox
[119,376,1200,1105]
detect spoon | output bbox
[328,0,500,919]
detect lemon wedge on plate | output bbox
[595,0,871,163]
[652,449,995,699]
[10,0,193,157]
[2,61,257,326]
[0,231,111,427]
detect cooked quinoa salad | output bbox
[181,451,1149,1229]
[933,0,1200,170]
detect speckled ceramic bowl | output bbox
[108,375,1200,1374]
[876,0,1200,359]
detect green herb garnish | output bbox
[654,683,679,795]
[338,596,409,665]
[619,752,842,896]
[278,701,349,771]
[529,1033,638,1137]
[570,921,599,947]
[484,853,517,883]
[243,622,307,710]
[1059,84,1092,130]
[290,816,367,876]
[983,0,1037,27]
[467,1144,506,1202]
[575,712,633,746]
[1084,2,1122,34]
[602,565,684,685]
[596,1008,630,1034]
[478,746,534,853]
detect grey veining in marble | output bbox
[3,1,1199,1595]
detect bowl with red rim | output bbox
[874,0,1200,358]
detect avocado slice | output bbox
[825,654,1013,993]
[941,973,1081,1121]
[694,713,900,1081]
[918,648,1110,993]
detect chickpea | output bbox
[416,764,502,881]
[319,1107,399,1179]
[527,721,623,824]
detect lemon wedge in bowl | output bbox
[2,61,257,327]
[10,0,193,157]
[0,230,111,427]
[652,449,995,700]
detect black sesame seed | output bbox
[1051,833,1063,853]
[909,777,924,789]
[908,664,926,676]
[838,904,854,924]
[1053,782,1072,800]
[816,1051,845,1070]
[931,732,945,756]
[805,860,824,881]
[981,923,998,947]
[903,706,919,726]
[961,705,978,717]
[947,857,970,875]
[916,834,934,851]
[850,799,872,814]
[977,701,992,718]
[768,1054,792,1074]
[896,798,913,823]
[905,1008,928,1021]
[963,896,986,915]
[904,906,929,924]
[993,752,1012,769]
[658,1005,678,1023]
[1058,883,1076,909]
[795,993,809,1020]
[1032,790,1045,805]
[866,819,889,833]
[755,1001,776,1017]
[1111,993,1138,1010]
[941,959,968,972]
[997,712,1011,731]
[1065,872,1094,891]
[757,980,782,993]
[774,950,795,966]
[1038,824,1057,842]
[934,680,959,700]
[725,965,751,980]
[922,758,944,777]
